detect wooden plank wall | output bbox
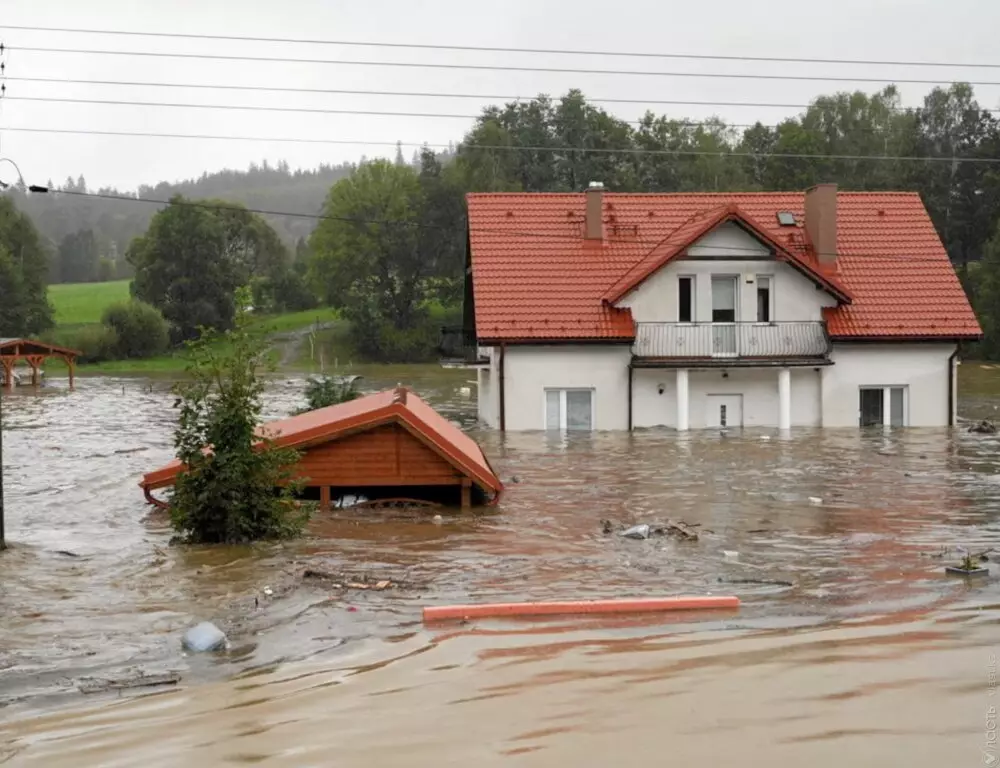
[295,423,463,488]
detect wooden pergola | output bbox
[0,338,80,390]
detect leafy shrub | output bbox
[169,289,306,544]
[72,324,119,363]
[101,299,169,359]
[295,375,361,414]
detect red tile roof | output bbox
[466,191,981,341]
[140,387,503,496]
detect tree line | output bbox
[4,83,1000,359]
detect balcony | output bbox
[633,322,830,365]
[438,326,489,366]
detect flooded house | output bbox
[140,386,503,510]
[449,184,981,431]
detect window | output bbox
[678,276,694,323]
[545,389,593,431]
[756,276,772,322]
[859,386,907,427]
[711,276,737,323]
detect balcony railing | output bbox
[438,326,488,364]
[633,321,830,360]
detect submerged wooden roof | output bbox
[140,386,503,495]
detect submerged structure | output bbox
[0,338,80,389]
[139,386,502,510]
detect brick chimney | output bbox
[585,181,604,241]
[804,183,838,267]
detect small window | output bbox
[678,276,694,323]
[859,386,907,427]
[756,276,771,322]
[545,389,593,431]
[776,211,796,226]
[860,388,883,426]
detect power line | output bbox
[4,24,1000,71]
[7,76,963,114]
[4,125,997,164]
[0,95,909,134]
[17,187,960,265]
[12,46,1000,87]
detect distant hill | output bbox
[3,159,357,273]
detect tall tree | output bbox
[56,228,100,283]
[128,197,292,340]
[0,196,54,336]
[128,198,236,342]
[308,160,429,358]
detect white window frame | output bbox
[858,385,908,427]
[677,275,696,323]
[755,274,774,324]
[544,388,596,431]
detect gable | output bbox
[295,423,462,486]
[686,222,770,259]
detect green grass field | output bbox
[48,280,131,327]
[45,280,351,373]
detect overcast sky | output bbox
[2,0,999,192]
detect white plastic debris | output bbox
[432,514,444,525]
[458,386,472,398]
[182,621,227,653]
[722,550,739,559]
[761,435,771,441]
[621,524,651,540]
[808,496,823,505]
[263,586,273,597]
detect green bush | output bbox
[72,324,119,363]
[250,271,318,313]
[295,375,361,414]
[101,299,169,359]
[169,289,306,544]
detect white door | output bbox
[705,394,743,429]
[711,276,738,356]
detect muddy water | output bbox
[2,365,1000,765]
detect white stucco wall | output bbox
[821,343,956,427]
[617,222,839,323]
[476,347,500,428]
[501,346,632,430]
[633,367,822,429]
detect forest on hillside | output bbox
[5,83,1000,360]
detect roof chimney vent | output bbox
[804,183,838,268]
[585,181,604,241]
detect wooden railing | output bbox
[633,321,829,359]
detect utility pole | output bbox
[1,386,5,550]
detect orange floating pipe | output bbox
[422,595,740,622]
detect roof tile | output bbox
[467,191,981,341]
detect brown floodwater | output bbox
[1,364,1000,765]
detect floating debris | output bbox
[969,419,997,434]
[719,578,794,588]
[808,496,823,505]
[181,622,227,653]
[302,568,426,591]
[621,524,651,540]
[78,671,181,695]
[722,550,739,559]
